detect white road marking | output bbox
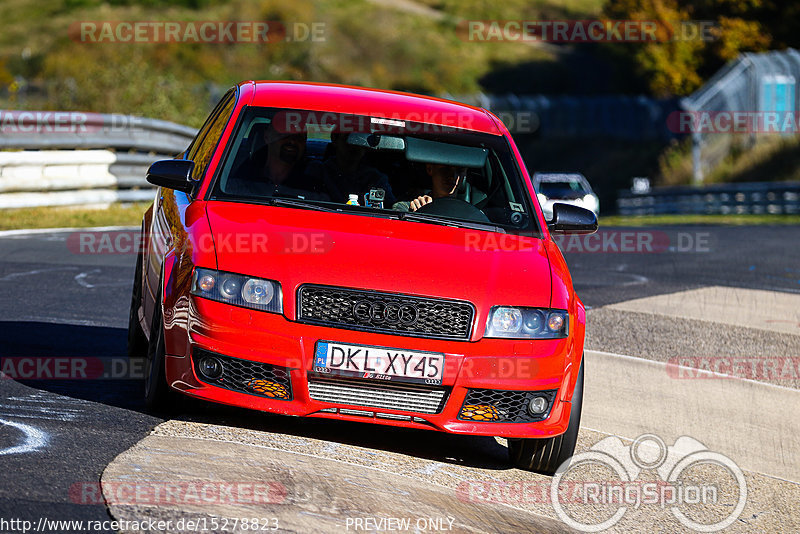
[0,405,80,421]
[7,316,120,327]
[0,418,49,455]
[620,273,650,286]
[615,263,650,287]
[74,270,101,288]
[73,269,127,289]
[0,267,77,282]
[0,412,74,421]
[8,394,88,404]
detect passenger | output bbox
[393,163,466,212]
[227,121,324,199]
[308,132,396,205]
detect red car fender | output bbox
[542,238,584,403]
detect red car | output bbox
[127,81,597,474]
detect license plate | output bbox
[313,341,444,385]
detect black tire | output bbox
[127,251,148,359]
[144,288,175,412]
[508,358,584,475]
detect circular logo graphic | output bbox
[353,300,418,325]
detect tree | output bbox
[602,0,775,96]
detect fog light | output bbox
[460,404,501,422]
[198,356,223,379]
[247,379,290,399]
[528,395,548,415]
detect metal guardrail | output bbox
[617,181,800,215]
[0,112,197,153]
[0,112,197,208]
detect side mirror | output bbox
[146,160,196,194]
[547,203,598,235]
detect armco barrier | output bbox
[0,112,197,208]
[617,181,800,216]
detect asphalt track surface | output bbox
[0,225,798,531]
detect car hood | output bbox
[204,202,553,318]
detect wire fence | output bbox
[680,48,800,184]
[450,93,679,141]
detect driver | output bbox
[393,163,465,212]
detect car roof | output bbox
[242,81,502,135]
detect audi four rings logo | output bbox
[353,300,419,325]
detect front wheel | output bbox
[508,358,584,475]
[144,289,176,412]
[127,251,148,359]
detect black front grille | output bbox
[193,349,293,400]
[459,388,558,423]
[297,284,474,340]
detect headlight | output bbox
[485,306,568,339]
[191,268,282,313]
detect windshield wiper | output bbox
[266,197,340,212]
[399,212,506,234]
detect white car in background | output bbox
[533,172,600,220]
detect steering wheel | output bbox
[414,196,491,223]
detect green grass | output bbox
[0,202,149,231]
[415,0,604,19]
[659,133,800,187]
[600,214,800,226]
[0,0,592,127]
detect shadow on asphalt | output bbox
[0,320,513,471]
[0,321,146,412]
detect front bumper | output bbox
[164,297,579,439]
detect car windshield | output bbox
[210,106,539,234]
[538,180,590,199]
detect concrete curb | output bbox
[582,350,800,483]
[101,434,571,533]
